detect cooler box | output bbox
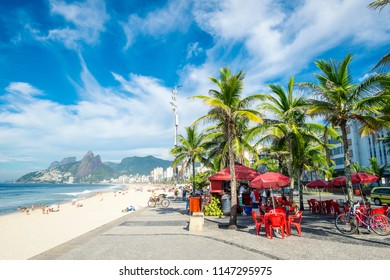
[244,206,252,215]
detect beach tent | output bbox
[208,164,260,194]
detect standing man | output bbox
[238,183,246,215]
[182,186,187,201]
[250,188,260,208]
[261,189,267,205]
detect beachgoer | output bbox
[281,196,293,211]
[238,183,247,215]
[182,187,187,201]
[261,189,267,204]
[174,188,178,200]
[250,188,260,208]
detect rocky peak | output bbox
[60,157,77,165]
[75,151,104,180]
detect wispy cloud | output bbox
[39,0,109,49]
[120,0,191,49]
[0,57,180,174]
[191,0,390,86]
[186,42,203,59]
[6,82,43,96]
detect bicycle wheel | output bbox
[335,213,358,235]
[161,199,170,208]
[370,214,390,236]
[147,199,156,208]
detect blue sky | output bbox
[0,0,389,181]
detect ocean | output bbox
[0,183,127,216]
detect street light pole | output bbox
[170,85,182,184]
[170,86,182,147]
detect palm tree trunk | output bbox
[288,141,294,201]
[340,123,354,206]
[299,167,304,210]
[228,122,238,229]
[192,160,196,193]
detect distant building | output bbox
[329,121,389,180]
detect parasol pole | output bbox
[270,186,275,210]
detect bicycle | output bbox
[147,194,170,208]
[335,201,390,236]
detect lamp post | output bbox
[170,85,182,183]
[170,85,182,146]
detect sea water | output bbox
[0,183,127,216]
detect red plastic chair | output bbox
[251,211,265,235]
[382,205,389,216]
[331,201,342,217]
[307,199,318,214]
[369,207,385,216]
[324,200,333,214]
[288,210,303,236]
[265,213,285,239]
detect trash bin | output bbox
[355,189,361,195]
[189,197,201,213]
[221,194,231,215]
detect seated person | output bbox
[259,201,271,214]
[281,196,293,211]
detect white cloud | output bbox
[191,0,390,86]
[120,0,191,49]
[41,0,109,49]
[5,82,43,96]
[0,58,184,179]
[186,42,203,59]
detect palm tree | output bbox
[202,119,259,170]
[302,53,390,206]
[170,125,208,192]
[368,1,390,71]
[248,77,334,203]
[192,67,263,228]
[368,0,390,10]
[363,157,390,186]
[294,134,331,210]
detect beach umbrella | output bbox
[331,172,379,186]
[305,179,329,201]
[331,172,379,200]
[250,172,291,209]
[251,172,291,189]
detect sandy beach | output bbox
[0,184,166,260]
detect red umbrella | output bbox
[250,172,291,209]
[306,179,329,189]
[305,179,330,201]
[331,172,379,187]
[250,172,291,189]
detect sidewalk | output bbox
[31,198,390,260]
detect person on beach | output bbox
[174,188,178,200]
[182,187,187,201]
[250,188,260,208]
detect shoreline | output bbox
[0,184,168,260]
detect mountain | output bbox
[113,155,172,175]
[16,152,172,183]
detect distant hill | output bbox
[112,155,172,175]
[16,152,172,183]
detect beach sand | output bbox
[0,184,163,260]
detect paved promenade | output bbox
[31,196,390,260]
